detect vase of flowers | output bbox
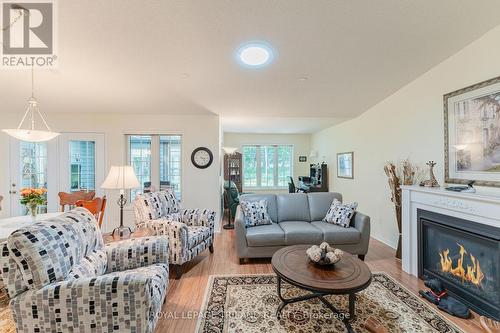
[20,188,47,221]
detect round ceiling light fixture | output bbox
[236,42,275,68]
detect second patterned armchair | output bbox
[133,189,216,278]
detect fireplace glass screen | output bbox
[419,209,499,319]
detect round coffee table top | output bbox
[272,245,372,294]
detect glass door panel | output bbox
[69,140,96,192]
[9,139,55,215]
[160,135,182,199]
[19,142,48,214]
[129,135,152,200]
[58,133,105,212]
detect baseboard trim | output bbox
[370,234,397,250]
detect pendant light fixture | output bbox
[2,67,60,142]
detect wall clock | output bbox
[191,147,213,169]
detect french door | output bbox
[9,133,105,215]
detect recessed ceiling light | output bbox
[236,42,274,68]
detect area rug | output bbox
[0,290,15,333]
[196,273,465,333]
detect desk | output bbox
[0,212,62,242]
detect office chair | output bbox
[288,177,305,193]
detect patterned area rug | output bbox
[196,273,465,333]
[0,290,15,333]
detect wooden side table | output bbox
[103,227,155,244]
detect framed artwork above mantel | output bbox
[444,75,500,187]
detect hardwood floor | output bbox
[0,223,487,333]
[157,226,485,333]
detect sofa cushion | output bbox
[134,193,163,221]
[277,194,311,222]
[246,224,285,247]
[311,221,361,244]
[240,194,278,223]
[158,189,181,215]
[69,249,107,279]
[279,221,323,245]
[308,192,342,221]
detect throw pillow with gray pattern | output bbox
[240,200,273,227]
[323,198,358,227]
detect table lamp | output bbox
[101,166,140,237]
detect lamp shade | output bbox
[101,166,140,190]
[2,129,60,142]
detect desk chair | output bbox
[288,177,305,193]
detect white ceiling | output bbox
[2,1,500,133]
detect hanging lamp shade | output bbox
[2,68,60,142]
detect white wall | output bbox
[223,133,311,193]
[311,24,500,249]
[0,113,222,231]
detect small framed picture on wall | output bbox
[337,152,354,179]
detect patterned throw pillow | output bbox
[158,189,181,215]
[240,200,273,228]
[323,199,358,228]
[135,193,163,221]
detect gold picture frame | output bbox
[444,76,500,187]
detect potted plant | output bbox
[20,188,47,221]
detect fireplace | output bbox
[418,209,500,320]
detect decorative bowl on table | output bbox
[306,242,344,266]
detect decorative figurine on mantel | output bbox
[420,161,440,188]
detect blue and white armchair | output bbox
[0,208,169,333]
[133,189,216,278]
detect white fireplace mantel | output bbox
[401,185,500,277]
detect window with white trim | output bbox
[127,134,181,200]
[242,144,293,189]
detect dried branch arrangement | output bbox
[384,159,420,259]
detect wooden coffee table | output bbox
[271,245,372,333]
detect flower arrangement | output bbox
[20,188,47,219]
[306,242,344,265]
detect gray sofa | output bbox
[235,192,370,263]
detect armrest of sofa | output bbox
[234,206,248,258]
[10,266,168,332]
[105,236,169,273]
[180,209,216,229]
[140,218,189,261]
[352,211,370,254]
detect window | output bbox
[20,142,48,213]
[69,140,96,191]
[160,135,181,199]
[242,144,293,188]
[127,134,181,200]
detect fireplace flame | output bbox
[439,243,484,288]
